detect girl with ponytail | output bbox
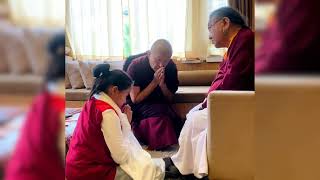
[66,64,165,180]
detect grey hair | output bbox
[209,7,247,27]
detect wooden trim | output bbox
[174,60,220,71]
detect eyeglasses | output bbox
[208,19,223,30]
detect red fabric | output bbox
[66,98,118,180]
[132,116,178,150]
[255,0,320,73]
[5,91,65,180]
[202,28,255,108]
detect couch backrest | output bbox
[178,70,217,86]
[207,91,255,180]
[122,51,217,86]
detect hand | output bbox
[153,67,164,85]
[159,71,165,87]
[122,105,132,123]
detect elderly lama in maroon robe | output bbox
[126,39,182,150]
[164,7,254,179]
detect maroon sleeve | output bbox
[127,61,140,87]
[202,30,254,109]
[219,30,254,91]
[255,0,320,73]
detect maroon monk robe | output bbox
[127,55,182,150]
[66,98,118,180]
[5,91,65,180]
[255,0,320,74]
[202,27,255,108]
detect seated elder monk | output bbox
[164,7,255,179]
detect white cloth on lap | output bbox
[171,108,208,178]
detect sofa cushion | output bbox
[66,60,85,89]
[178,70,217,86]
[0,44,9,73]
[0,22,10,73]
[0,26,31,74]
[0,74,43,94]
[78,60,125,89]
[24,28,62,75]
[78,60,106,89]
[66,88,90,101]
[65,72,72,89]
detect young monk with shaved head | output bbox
[126,39,182,150]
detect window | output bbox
[208,0,229,13]
[8,0,65,27]
[66,0,123,59]
[67,0,229,60]
[67,0,187,60]
[207,0,229,59]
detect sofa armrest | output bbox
[255,76,320,180]
[207,91,255,180]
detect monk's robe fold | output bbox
[203,27,254,108]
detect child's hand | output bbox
[123,105,132,123]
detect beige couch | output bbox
[0,74,43,95]
[207,91,255,180]
[66,69,217,101]
[255,76,320,180]
[0,24,62,104]
[66,68,218,119]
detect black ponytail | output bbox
[209,7,247,28]
[89,63,133,98]
[45,32,65,82]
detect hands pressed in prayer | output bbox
[159,70,165,87]
[131,67,165,104]
[154,65,174,102]
[153,66,165,85]
[122,105,132,123]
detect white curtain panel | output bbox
[128,0,187,57]
[66,0,228,59]
[8,0,65,26]
[66,0,123,59]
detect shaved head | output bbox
[149,39,173,71]
[150,39,173,58]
